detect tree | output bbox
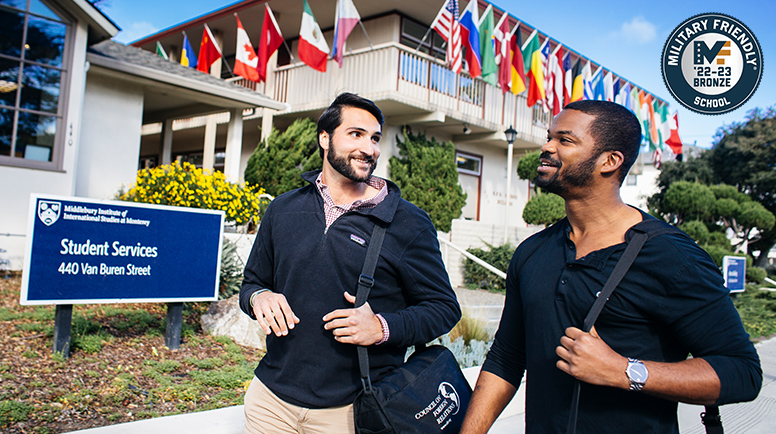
[653,180,774,252]
[522,193,566,227]
[389,129,466,232]
[244,118,321,197]
[708,107,776,266]
[516,150,566,226]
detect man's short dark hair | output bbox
[563,100,642,184]
[317,93,384,158]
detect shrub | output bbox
[747,266,767,284]
[118,161,269,225]
[448,310,491,344]
[463,243,513,292]
[680,220,710,245]
[244,118,321,197]
[0,400,33,425]
[522,193,566,227]
[389,129,466,233]
[219,238,244,299]
[72,333,113,354]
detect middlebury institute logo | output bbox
[38,200,61,226]
[661,13,763,115]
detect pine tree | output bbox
[244,118,321,197]
[516,150,566,226]
[389,129,466,232]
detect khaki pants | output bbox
[243,377,355,434]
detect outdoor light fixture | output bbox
[463,124,471,135]
[504,125,517,144]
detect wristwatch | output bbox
[626,358,648,391]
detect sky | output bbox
[101,0,775,151]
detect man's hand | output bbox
[555,326,628,389]
[322,292,383,346]
[252,291,300,337]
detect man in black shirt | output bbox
[461,100,761,433]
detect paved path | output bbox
[67,288,776,433]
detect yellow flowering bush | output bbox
[118,162,269,225]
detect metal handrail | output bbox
[438,237,506,280]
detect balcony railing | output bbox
[230,43,547,146]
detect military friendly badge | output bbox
[661,13,763,115]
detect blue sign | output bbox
[21,194,224,305]
[722,255,747,293]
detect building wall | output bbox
[77,73,145,199]
[0,20,92,270]
[621,161,660,210]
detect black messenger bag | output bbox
[352,223,472,434]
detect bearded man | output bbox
[240,92,460,434]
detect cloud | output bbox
[113,21,159,44]
[616,16,657,45]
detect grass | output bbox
[0,273,264,434]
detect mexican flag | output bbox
[299,0,329,72]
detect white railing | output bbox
[438,237,507,280]
[234,42,547,144]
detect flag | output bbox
[653,148,663,168]
[636,89,647,139]
[257,4,284,82]
[650,97,662,149]
[630,85,640,115]
[665,111,683,155]
[493,12,511,92]
[234,14,260,81]
[430,0,462,73]
[615,81,631,109]
[603,71,614,102]
[180,33,197,68]
[299,0,329,72]
[509,24,526,94]
[562,52,572,104]
[612,77,620,103]
[459,0,481,78]
[332,0,361,68]
[197,24,222,73]
[590,66,604,100]
[569,58,584,102]
[539,38,551,111]
[548,44,564,116]
[156,41,168,60]
[478,5,497,86]
[582,61,593,100]
[522,30,545,107]
[657,102,671,148]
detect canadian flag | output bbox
[234,14,259,82]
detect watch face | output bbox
[628,362,648,383]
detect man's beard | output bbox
[534,151,598,196]
[327,142,376,183]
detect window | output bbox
[0,0,69,169]
[400,17,445,61]
[455,151,481,176]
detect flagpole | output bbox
[414,28,433,53]
[358,20,374,50]
[282,39,296,62]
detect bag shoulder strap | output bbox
[568,218,677,434]
[355,223,387,391]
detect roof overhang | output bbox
[86,51,288,123]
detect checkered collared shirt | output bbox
[314,173,388,230]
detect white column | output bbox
[160,118,173,165]
[504,142,514,244]
[203,116,217,172]
[224,108,243,183]
[260,50,279,143]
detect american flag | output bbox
[430,0,462,73]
